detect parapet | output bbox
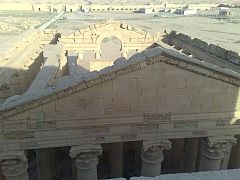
[165,30,240,66]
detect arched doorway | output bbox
[100,36,122,61]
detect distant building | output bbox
[182,9,197,15]
[139,7,154,14]
[175,9,197,15]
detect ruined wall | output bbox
[60,19,155,52]
[165,31,240,66]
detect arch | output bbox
[96,31,125,49]
[60,20,156,56]
[100,36,122,60]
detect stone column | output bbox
[36,148,57,180]
[221,144,232,170]
[0,166,5,180]
[228,135,240,169]
[0,151,29,180]
[183,138,199,172]
[110,142,123,178]
[141,140,171,177]
[69,145,102,180]
[77,51,84,60]
[198,136,236,171]
[71,158,77,180]
[95,51,101,59]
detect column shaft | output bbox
[110,142,123,178]
[71,158,77,180]
[228,135,240,169]
[36,148,57,180]
[95,52,101,59]
[183,138,199,172]
[0,167,5,180]
[70,145,102,180]
[221,144,232,170]
[198,137,237,171]
[141,140,171,177]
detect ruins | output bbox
[0,16,240,180]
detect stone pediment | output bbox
[1,46,240,118]
[1,46,240,150]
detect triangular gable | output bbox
[1,47,240,119]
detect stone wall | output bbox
[165,30,240,66]
[1,47,240,150]
[60,19,155,52]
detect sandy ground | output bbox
[0,11,53,53]
[49,10,240,53]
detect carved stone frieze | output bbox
[143,112,171,123]
[174,121,198,128]
[83,127,110,135]
[216,119,231,126]
[192,130,208,136]
[131,124,159,132]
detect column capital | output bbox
[142,140,172,152]
[69,144,102,170]
[201,136,237,160]
[207,136,237,149]
[142,140,171,164]
[0,150,28,177]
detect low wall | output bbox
[105,169,240,180]
[166,30,240,66]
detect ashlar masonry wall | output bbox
[1,50,240,150]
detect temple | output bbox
[0,19,240,180]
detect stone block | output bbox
[192,94,214,105]
[177,33,192,43]
[113,96,138,108]
[157,104,182,113]
[215,45,227,59]
[165,94,192,106]
[141,88,157,97]
[42,101,56,112]
[137,77,164,89]
[169,30,177,37]
[164,69,190,78]
[203,77,228,89]
[181,104,202,113]
[3,121,27,132]
[56,95,85,111]
[192,38,208,51]
[113,77,137,92]
[213,93,234,105]
[208,44,217,55]
[226,50,240,65]
[163,77,187,89]
[186,73,204,88]
[104,107,131,117]
[28,112,45,120]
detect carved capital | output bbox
[69,144,102,170]
[0,150,28,177]
[141,140,171,164]
[201,136,237,159]
[207,136,237,149]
